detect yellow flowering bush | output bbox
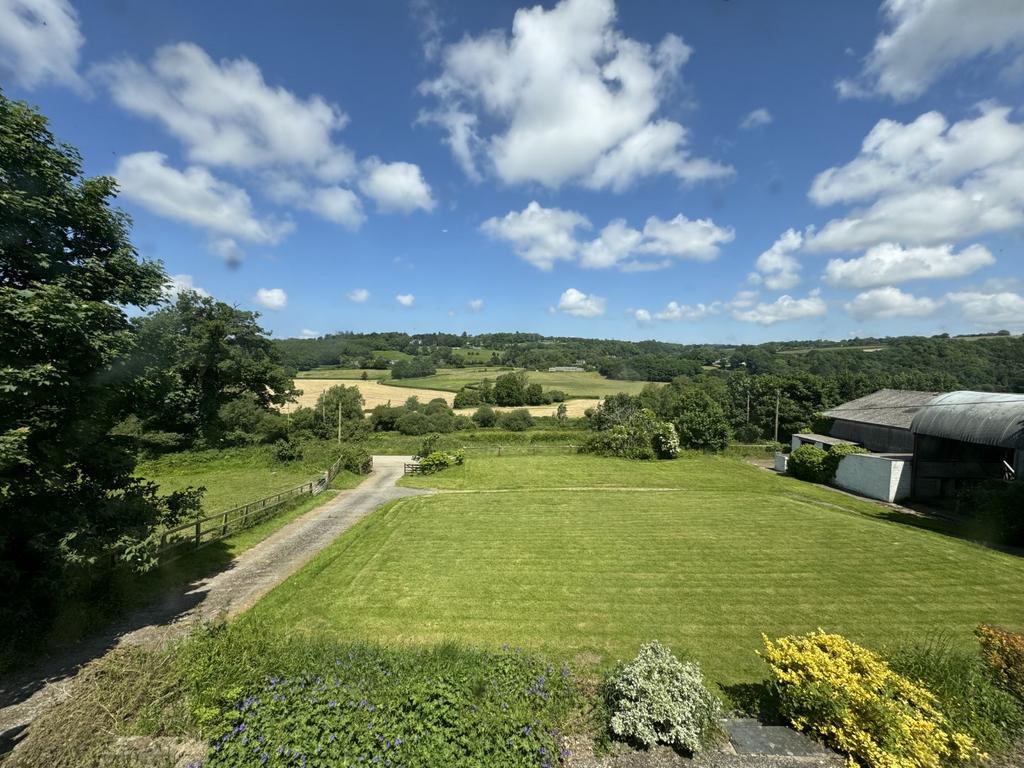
[759,630,982,768]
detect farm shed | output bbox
[822,389,939,453]
[910,391,1024,499]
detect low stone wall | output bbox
[834,452,911,502]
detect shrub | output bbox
[337,446,373,475]
[651,421,680,459]
[419,451,455,474]
[419,433,442,458]
[274,438,302,462]
[760,630,981,768]
[395,411,431,436]
[472,404,498,428]
[977,624,1024,700]
[497,408,534,432]
[580,425,655,460]
[604,641,720,752]
[673,391,730,453]
[218,394,288,445]
[452,387,481,409]
[889,636,1023,752]
[788,444,829,483]
[821,443,867,478]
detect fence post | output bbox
[195,514,202,547]
[221,511,228,536]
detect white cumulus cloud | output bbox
[98,42,355,179]
[732,291,827,325]
[480,201,590,270]
[0,0,84,91]
[484,202,732,271]
[347,288,370,303]
[752,228,803,290]
[806,104,1024,252]
[468,298,484,311]
[299,329,319,339]
[396,293,415,307]
[420,0,730,190]
[163,274,210,300]
[655,301,722,321]
[116,152,292,243]
[359,159,436,213]
[838,0,1024,101]
[255,288,287,311]
[824,243,994,288]
[844,286,941,320]
[556,288,606,317]
[946,290,1024,328]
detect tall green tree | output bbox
[0,93,198,642]
[131,292,297,444]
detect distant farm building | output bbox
[822,389,939,452]
[910,391,1024,499]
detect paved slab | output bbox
[0,456,424,749]
[725,719,833,757]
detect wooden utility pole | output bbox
[773,388,781,443]
[337,403,342,444]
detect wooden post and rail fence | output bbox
[158,452,373,559]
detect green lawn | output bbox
[138,442,363,513]
[246,454,1024,686]
[383,366,652,397]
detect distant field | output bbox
[385,367,653,397]
[295,368,388,380]
[450,347,501,363]
[287,378,455,412]
[250,454,1024,685]
[777,345,887,355]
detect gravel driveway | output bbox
[0,455,425,748]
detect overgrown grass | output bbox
[138,440,357,513]
[247,454,1024,686]
[11,622,579,768]
[382,367,652,397]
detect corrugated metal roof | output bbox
[910,391,1024,449]
[793,433,857,446]
[824,389,940,429]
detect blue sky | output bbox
[3,0,1024,343]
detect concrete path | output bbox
[0,455,425,750]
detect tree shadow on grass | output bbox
[874,505,1024,559]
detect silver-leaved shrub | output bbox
[605,641,720,752]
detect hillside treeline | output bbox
[277,331,1024,393]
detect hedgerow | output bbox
[760,630,981,768]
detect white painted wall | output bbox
[775,452,788,473]
[834,453,911,503]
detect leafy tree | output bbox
[472,404,498,427]
[673,390,730,452]
[390,358,436,379]
[497,408,534,431]
[131,292,296,444]
[556,402,568,424]
[494,371,529,406]
[315,384,364,422]
[0,93,200,643]
[453,386,482,408]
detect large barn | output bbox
[820,389,939,453]
[910,391,1024,499]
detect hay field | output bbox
[286,379,455,412]
[454,399,599,418]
